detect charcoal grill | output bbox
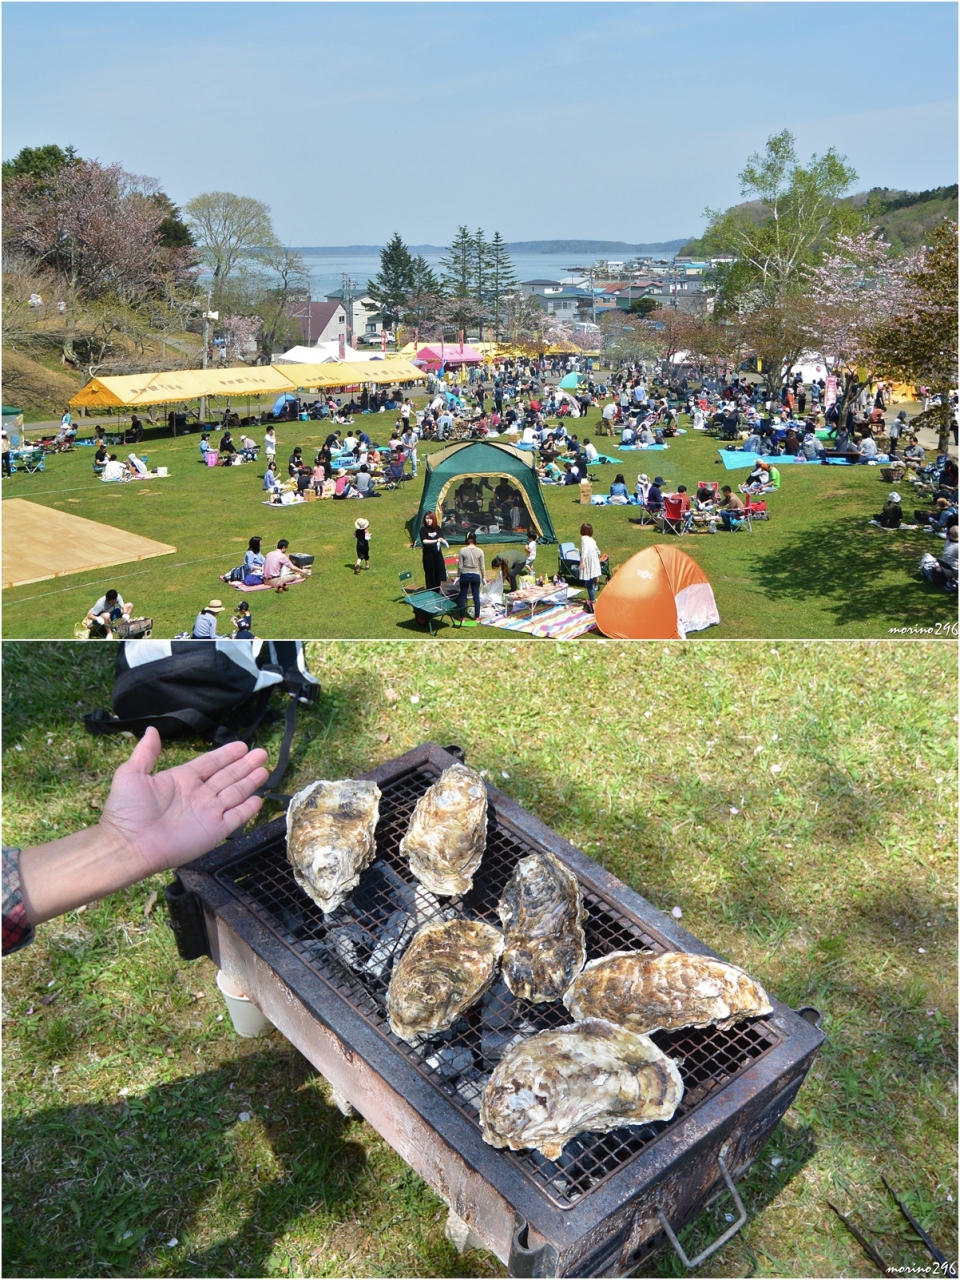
[166,742,824,1276]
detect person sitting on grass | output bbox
[219,431,237,462]
[192,598,225,638]
[127,452,149,478]
[902,436,927,468]
[231,601,254,639]
[801,427,824,461]
[871,491,903,529]
[263,539,302,591]
[914,497,958,532]
[199,433,213,461]
[101,454,127,482]
[85,588,134,635]
[609,473,629,503]
[920,526,959,588]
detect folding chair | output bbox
[19,448,45,474]
[659,494,693,536]
[742,495,768,523]
[697,481,720,502]
[398,571,459,635]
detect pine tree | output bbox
[487,232,518,337]
[405,255,441,329]
[439,225,474,299]
[473,228,488,314]
[367,232,415,329]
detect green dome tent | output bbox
[412,440,557,545]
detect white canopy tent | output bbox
[277,342,381,364]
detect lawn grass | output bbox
[3,403,956,639]
[2,640,956,1277]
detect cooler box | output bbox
[290,553,314,571]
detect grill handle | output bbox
[509,1214,559,1279]
[164,875,210,961]
[442,743,466,762]
[657,1144,747,1270]
[795,1005,823,1030]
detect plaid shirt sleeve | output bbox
[2,845,35,955]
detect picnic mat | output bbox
[481,603,598,639]
[229,577,307,592]
[619,444,669,451]
[717,449,855,470]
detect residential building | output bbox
[324,291,384,342]
[285,300,347,346]
[519,279,564,299]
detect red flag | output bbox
[458,329,464,352]
[338,333,346,360]
[381,329,387,353]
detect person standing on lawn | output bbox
[578,522,602,613]
[456,531,485,623]
[354,518,371,574]
[420,510,448,590]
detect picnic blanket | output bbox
[482,603,598,639]
[229,576,307,592]
[591,494,638,506]
[619,444,669,451]
[717,449,855,470]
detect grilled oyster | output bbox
[388,918,504,1043]
[563,950,773,1035]
[480,1018,683,1160]
[400,763,488,896]
[498,853,586,1002]
[286,779,381,914]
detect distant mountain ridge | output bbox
[292,238,692,257]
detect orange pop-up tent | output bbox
[594,544,720,639]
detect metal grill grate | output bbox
[217,764,780,1208]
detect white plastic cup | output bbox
[216,969,274,1037]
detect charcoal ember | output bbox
[481,979,519,1032]
[423,1045,475,1080]
[454,1074,489,1110]
[361,909,418,980]
[326,921,374,971]
[481,1027,528,1067]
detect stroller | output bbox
[558,542,612,586]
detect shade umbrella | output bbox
[558,373,584,390]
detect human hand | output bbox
[99,728,270,879]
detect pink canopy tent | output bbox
[412,343,483,369]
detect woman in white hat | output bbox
[872,491,903,529]
[192,598,224,639]
[354,518,371,574]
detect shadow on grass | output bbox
[747,514,954,629]
[1,1049,369,1279]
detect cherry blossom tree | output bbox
[802,232,914,430]
[222,313,262,361]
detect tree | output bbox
[254,244,310,360]
[472,227,488,315]
[367,232,415,329]
[736,294,816,398]
[3,159,188,364]
[440,225,475,300]
[803,231,913,432]
[486,233,517,337]
[183,191,277,302]
[2,143,79,188]
[151,192,195,250]
[703,130,860,311]
[628,296,661,317]
[498,294,549,351]
[404,255,441,331]
[865,219,958,452]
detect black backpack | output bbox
[83,640,319,796]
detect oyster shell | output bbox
[400,763,488,896]
[498,853,586,1002]
[388,918,504,1043]
[563,950,773,1035]
[286,779,381,914]
[480,1017,683,1160]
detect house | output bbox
[324,291,384,342]
[539,287,594,319]
[285,300,347,346]
[519,279,564,299]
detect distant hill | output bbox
[293,238,692,257]
[678,184,957,258]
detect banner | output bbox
[338,333,346,361]
[381,329,387,353]
[458,330,464,352]
[824,374,837,410]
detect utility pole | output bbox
[199,286,212,427]
[341,272,358,349]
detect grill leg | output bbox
[445,1208,485,1255]
[329,1085,357,1118]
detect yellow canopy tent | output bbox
[69,367,301,408]
[283,358,426,388]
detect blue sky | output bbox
[3,2,957,246]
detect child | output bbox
[523,533,537,572]
[354,518,371,574]
[231,601,254,639]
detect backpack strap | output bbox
[83,706,221,741]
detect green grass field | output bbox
[3,404,956,639]
[2,641,956,1278]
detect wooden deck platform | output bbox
[2,499,177,589]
